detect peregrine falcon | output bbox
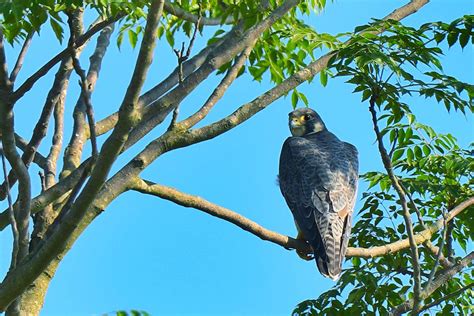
[279,108,358,280]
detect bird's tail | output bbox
[315,254,341,281]
[313,213,352,281]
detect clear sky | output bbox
[0,1,473,315]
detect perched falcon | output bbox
[279,108,358,280]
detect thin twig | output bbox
[9,31,34,83]
[14,133,48,169]
[38,171,46,191]
[426,212,448,287]
[11,14,123,102]
[401,181,452,268]
[390,252,474,315]
[168,7,202,131]
[1,146,19,270]
[68,15,98,159]
[180,43,255,129]
[418,282,474,313]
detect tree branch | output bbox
[130,178,311,252]
[0,10,84,201]
[129,179,473,261]
[0,145,19,270]
[369,98,422,312]
[180,43,255,129]
[168,8,202,131]
[0,159,92,231]
[61,25,114,179]
[11,14,123,102]
[418,282,474,313]
[0,2,165,310]
[14,134,47,169]
[9,31,33,83]
[68,26,98,158]
[390,252,474,315]
[0,102,31,265]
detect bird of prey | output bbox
[279,108,358,280]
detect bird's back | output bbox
[279,130,358,279]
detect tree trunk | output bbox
[5,260,60,316]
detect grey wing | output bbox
[279,138,324,252]
[311,143,358,279]
[318,142,358,278]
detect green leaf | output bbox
[361,89,372,102]
[392,149,404,161]
[414,146,422,159]
[447,31,459,47]
[128,29,138,48]
[49,18,63,43]
[320,69,328,87]
[291,90,298,108]
[459,31,470,49]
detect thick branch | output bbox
[0,159,91,231]
[129,179,473,260]
[0,2,165,310]
[0,103,31,264]
[1,146,19,269]
[130,178,311,252]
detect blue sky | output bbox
[0,1,473,315]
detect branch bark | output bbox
[129,179,473,260]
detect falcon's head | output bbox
[288,108,326,137]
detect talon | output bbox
[296,249,314,261]
[294,232,314,261]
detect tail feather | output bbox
[315,252,341,281]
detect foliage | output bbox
[293,16,474,315]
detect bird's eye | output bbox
[303,114,311,121]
